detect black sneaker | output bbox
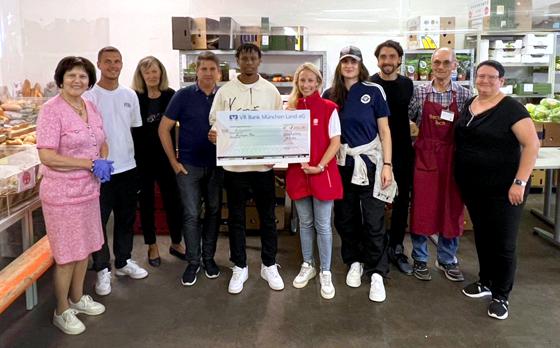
[203,259,220,279]
[435,260,465,282]
[462,281,492,298]
[389,245,413,275]
[413,260,432,281]
[488,298,509,320]
[181,264,200,286]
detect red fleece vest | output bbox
[286,91,343,201]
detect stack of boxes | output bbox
[521,33,554,64]
[172,16,307,52]
[488,39,522,63]
[468,0,532,31]
[406,16,456,50]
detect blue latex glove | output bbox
[92,159,114,183]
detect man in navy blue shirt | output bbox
[159,51,223,287]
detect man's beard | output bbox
[381,64,397,75]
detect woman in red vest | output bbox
[286,63,343,300]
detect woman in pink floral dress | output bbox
[36,56,114,335]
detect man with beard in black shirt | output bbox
[370,40,414,275]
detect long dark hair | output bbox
[329,60,369,110]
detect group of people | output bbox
[36,40,539,335]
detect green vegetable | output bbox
[525,103,536,114]
[534,105,551,121]
[550,108,560,122]
[540,98,560,109]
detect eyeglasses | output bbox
[476,74,500,81]
[432,60,452,67]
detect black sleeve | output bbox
[504,97,531,127]
[322,87,332,100]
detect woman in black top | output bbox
[132,56,184,266]
[455,60,539,320]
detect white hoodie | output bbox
[209,74,283,172]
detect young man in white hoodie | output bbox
[208,43,284,294]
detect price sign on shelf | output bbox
[17,167,36,193]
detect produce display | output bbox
[526,97,560,122]
[403,52,471,81]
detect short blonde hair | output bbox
[131,56,169,93]
[287,63,323,109]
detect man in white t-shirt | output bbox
[85,46,148,296]
[208,43,284,294]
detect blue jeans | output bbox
[294,197,334,271]
[176,164,223,265]
[410,233,459,265]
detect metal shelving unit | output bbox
[178,50,327,94]
[465,32,557,100]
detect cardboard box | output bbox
[269,26,307,51]
[191,17,220,49]
[218,17,240,50]
[489,39,522,49]
[239,26,262,47]
[533,121,545,144]
[261,17,270,51]
[439,33,456,48]
[531,169,546,188]
[521,54,550,64]
[468,0,532,30]
[489,48,521,62]
[543,122,560,147]
[522,45,554,55]
[172,17,193,50]
[523,33,554,47]
[245,206,285,230]
[532,2,560,29]
[514,83,552,95]
[407,16,440,49]
[220,205,285,230]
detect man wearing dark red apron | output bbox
[407,48,472,282]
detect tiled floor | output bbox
[1,194,560,347]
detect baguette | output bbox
[6,138,23,145]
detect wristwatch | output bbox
[513,178,527,187]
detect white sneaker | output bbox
[261,264,285,291]
[52,308,85,335]
[69,295,106,316]
[346,262,363,288]
[319,271,335,299]
[369,273,386,302]
[292,262,316,289]
[115,259,148,279]
[228,266,248,294]
[95,268,111,296]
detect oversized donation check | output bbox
[216,110,310,166]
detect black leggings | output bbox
[463,189,527,300]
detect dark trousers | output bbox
[176,164,223,266]
[92,168,138,271]
[137,161,182,245]
[463,188,527,301]
[388,155,413,249]
[225,170,277,268]
[334,165,389,276]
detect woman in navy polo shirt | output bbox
[323,46,396,302]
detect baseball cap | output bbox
[339,46,362,62]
